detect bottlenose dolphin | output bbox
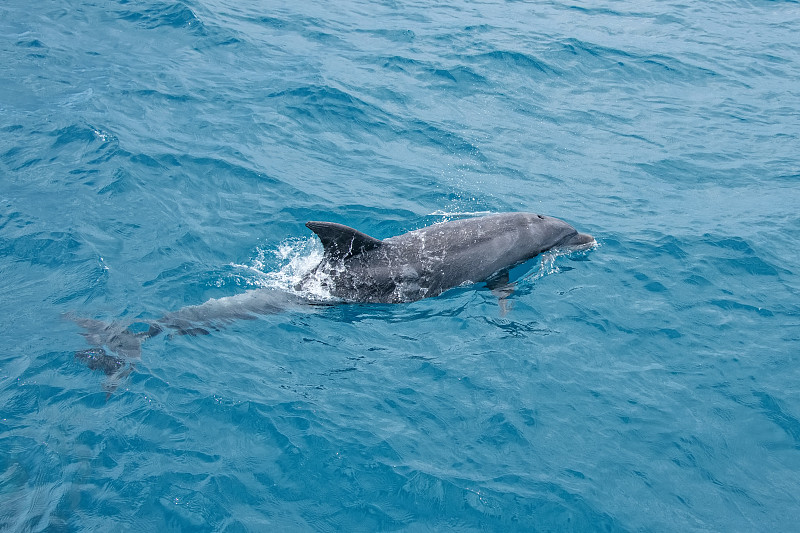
[300,212,594,303]
[71,212,594,380]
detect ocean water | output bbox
[1,0,799,530]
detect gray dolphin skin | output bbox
[299,212,594,303]
[71,212,594,380]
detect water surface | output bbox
[1,0,799,530]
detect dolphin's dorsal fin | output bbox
[306,221,383,260]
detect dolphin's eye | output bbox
[537,215,544,219]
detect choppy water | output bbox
[2,0,800,531]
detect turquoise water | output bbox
[2,0,799,530]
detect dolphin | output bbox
[70,212,594,380]
[299,212,594,303]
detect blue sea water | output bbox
[2,0,800,530]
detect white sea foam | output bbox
[231,237,336,301]
[428,210,494,216]
[526,241,599,282]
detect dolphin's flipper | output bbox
[305,221,383,260]
[486,271,515,316]
[485,270,510,290]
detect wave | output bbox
[116,0,207,34]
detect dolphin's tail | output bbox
[74,346,135,396]
[68,315,161,359]
[66,314,162,394]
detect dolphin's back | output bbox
[386,215,528,281]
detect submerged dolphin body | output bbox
[72,213,594,379]
[70,289,313,369]
[70,288,315,391]
[299,212,594,303]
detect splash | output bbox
[526,240,599,282]
[530,251,563,281]
[231,237,336,301]
[427,210,494,223]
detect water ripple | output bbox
[2,0,800,530]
